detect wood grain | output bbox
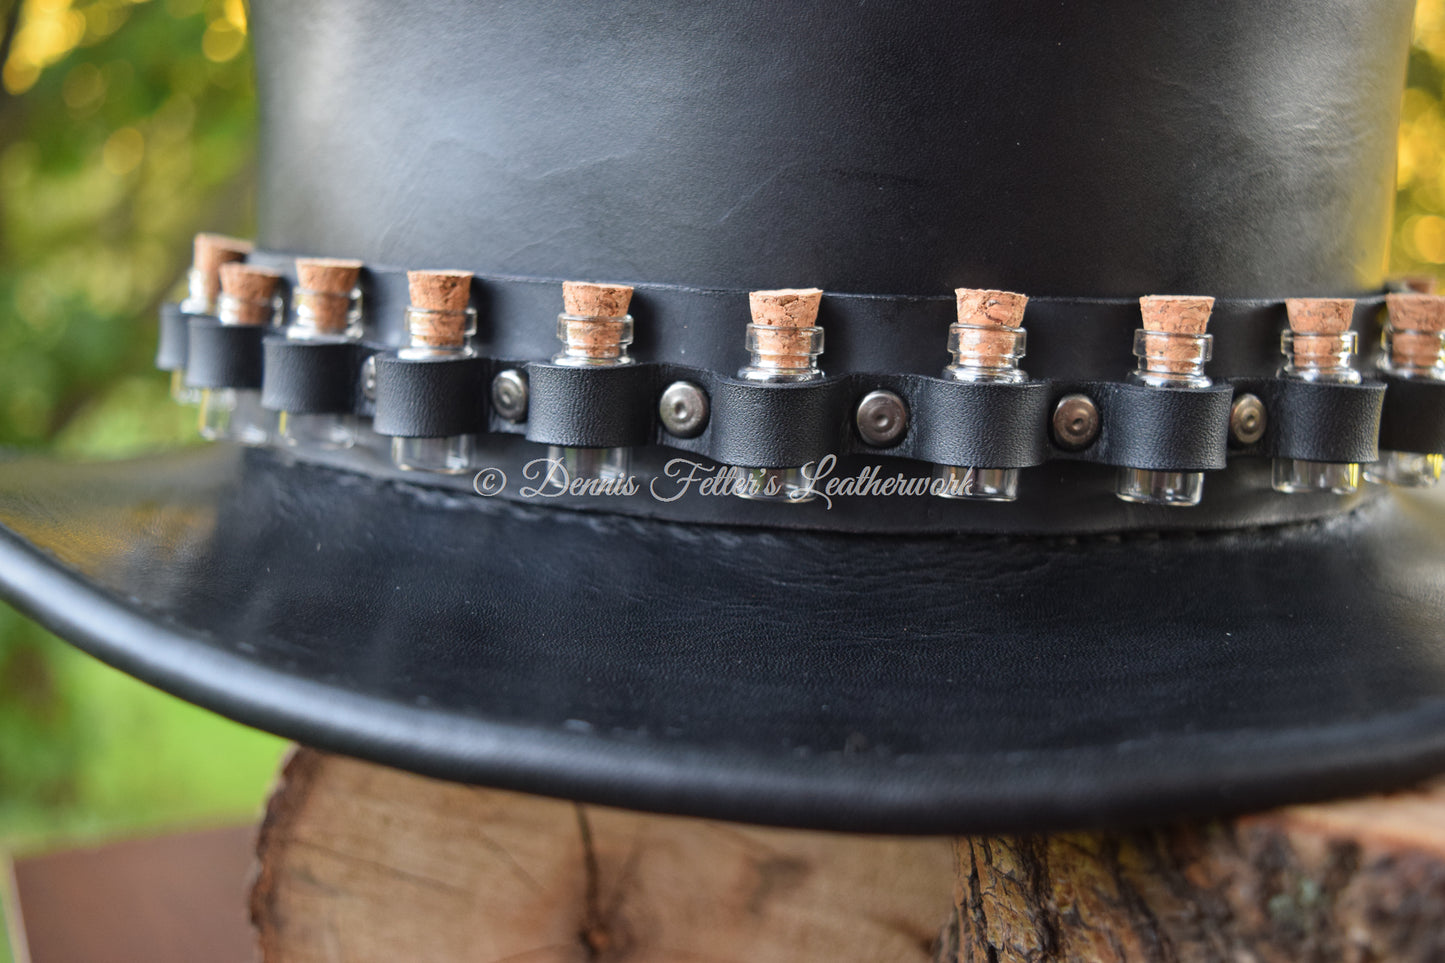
[251,749,955,963]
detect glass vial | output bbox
[1115,296,1215,507]
[1272,298,1361,494]
[175,232,251,404]
[546,282,636,484]
[278,258,365,451]
[935,289,1029,501]
[734,288,826,503]
[198,263,281,446]
[1365,292,1445,487]
[390,270,477,474]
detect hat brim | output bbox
[2,444,1444,833]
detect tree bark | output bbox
[250,749,956,963]
[949,779,1445,962]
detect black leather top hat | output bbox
[3,0,1444,833]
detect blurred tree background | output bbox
[0,0,1444,956]
[0,0,284,956]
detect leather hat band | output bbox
[158,258,1437,536]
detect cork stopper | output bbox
[406,270,473,348]
[954,288,1027,365]
[748,288,823,370]
[1139,295,1214,375]
[218,263,281,325]
[296,257,362,334]
[1403,276,1438,294]
[563,281,633,318]
[556,281,634,362]
[1387,292,1445,369]
[192,233,252,307]
[1282,298,1354,368]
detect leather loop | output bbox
[260,338,367,414]
[1070,382,1234,471]
[1230,377,1386,462]
[1378,373,1445,455]
[184,319,266,389]
[523,363,656,448]
[703,379,850,469]
[892,377,1051,469]
[372,354,489,438]
[156,303,189,371]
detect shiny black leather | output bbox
[4,445,1445,833]
[1231,377,1387,463]
[252,1,1411,299]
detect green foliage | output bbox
[0,8,281,952]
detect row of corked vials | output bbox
[171,233,1445,508]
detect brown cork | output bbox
[217,263,281,325]
[954,288,1027,365]
[1387,292,1445,369]
[748,288,823,370]
[563,281,633,319]
[1285,298,1355,367]
[192,233,252,307]
[296,258,363,334]
[406,270,473,348]
[1139,295,1214,376]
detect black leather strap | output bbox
[260,338,368,415]
[184,319,265,389]
[1378,374,1445,455]
[1231,378,1387,463]
[1055,382,1234,471]
[525,364,657,448]
[371,355,489,438]
[156,303,189,371]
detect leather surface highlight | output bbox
[3,446,1445,833]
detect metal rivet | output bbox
[1052,394,1100,450]
[360,355,378,402]
[855,389,908,447]
[1230,393,1266,445]
[491,369,529,422]
[659,381,710,438]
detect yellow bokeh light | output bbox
[101,126,145,176]
[1412,214,1445,264]
[201,19,244,62]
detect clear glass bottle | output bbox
[390,304,478,474]
[935,323,1028,501]
[278,282,364,451]
[1365,318,1445,487]
[1115,328,1214,506]
[546,308,635,483]
[1272,329,1361,494]
[736,322,825,502]
[197,286,281,446]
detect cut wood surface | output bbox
[251,749,956,963]
[949,778,1445,962]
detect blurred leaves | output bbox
[0,0,254,450]
[0,0,280,895]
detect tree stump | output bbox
[250,749,956,963]
[251,750,1445,962]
